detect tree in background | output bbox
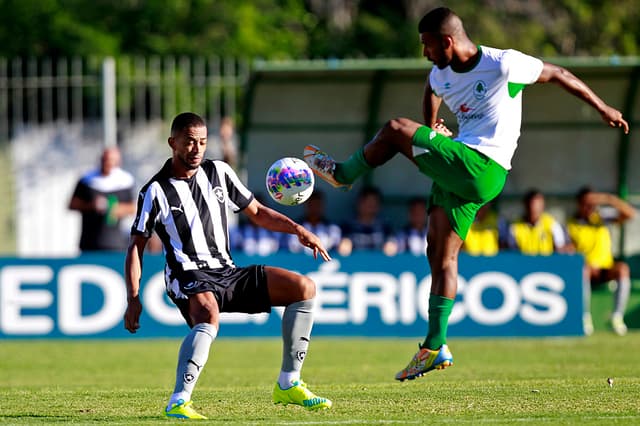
[0,0,638,58]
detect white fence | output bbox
[0,56,248,255]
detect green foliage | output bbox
[0,0,638,58]
[1,335,640,424]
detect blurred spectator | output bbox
[503,189,572,255]
[462,203,502,256]
[286,191,341,255]
[338,186,397,256]
[230,194,282,256]
[395,196,428,256]
[567,186,636,336]
[211,116,238,169]
[68,146,136,252]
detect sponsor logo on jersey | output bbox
[459,103,474,113]
[170,205,184,214]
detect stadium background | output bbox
[0,1,639,337]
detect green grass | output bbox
[1,333,639,424]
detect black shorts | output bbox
[167,264,271,326]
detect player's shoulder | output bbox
[201,158,232,173]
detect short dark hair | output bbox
[171,112,206,136]
[357,185,382,203]
[576,185,594,201]
[523,189,542,205]
[418,7,455,34]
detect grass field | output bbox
[1,333,639,425]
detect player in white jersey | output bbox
[124,112,333,419]
[304,7,629,381]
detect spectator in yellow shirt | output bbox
[462,203,502,256]
[504,189,572,255]
[567,186,636,336]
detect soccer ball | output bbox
[265,157,315,205]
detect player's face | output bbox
[169,125,208,171]
[420,32,452,69]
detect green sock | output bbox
[334,147,372,184]
[423,295,454,350]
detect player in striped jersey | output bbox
[124,113,332,419]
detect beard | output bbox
[178,154,201,170]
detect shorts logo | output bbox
[213,186,225,203]
[296,351,307,362]
[183,281,198,290]
[184,373,195,384]
[473,80,488,100]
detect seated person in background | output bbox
[503,189,572,255]
[230,194,282,256]
[462,202,502,256]
[567,186,636,336]
[286,191,342,255]
[338,186,397,256]
[395,196,428,256]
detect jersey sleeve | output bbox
[505,49,544,85]
[218,161,254,212]
[131,185,159,238]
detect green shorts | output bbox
[412,125,508,239]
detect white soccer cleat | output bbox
[303,145,352,191]
[610,314,627,336]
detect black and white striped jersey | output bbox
[131,159,253,272]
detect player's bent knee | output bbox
[298,275,317,300]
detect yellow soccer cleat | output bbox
[165,399,207,420]
[273,380,332,410]
[395,344,453,381]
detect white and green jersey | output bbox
[429,46,543,170]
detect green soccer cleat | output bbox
[303,145,352,191]
[395,344,453,381]
[273,380,332,410]
[165,399,207,420]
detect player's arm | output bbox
[537,62,629,134]
[243,198,331,261]
[587,192,637,223]
[124,234,148,333]
[423,79,453,136]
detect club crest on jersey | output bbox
[473,80,488,100]
[213,186,225,203]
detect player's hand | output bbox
[600,105,629,134]
[124,295,143,333]
[296,226,332,262]
[432,118,453,137]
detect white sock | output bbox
[278,371,300,389]
[168,392,189,407]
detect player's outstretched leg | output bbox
[303,145,354,190]
[395,343,453,381]
[273,380,332,410]
[304,119,421,190]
